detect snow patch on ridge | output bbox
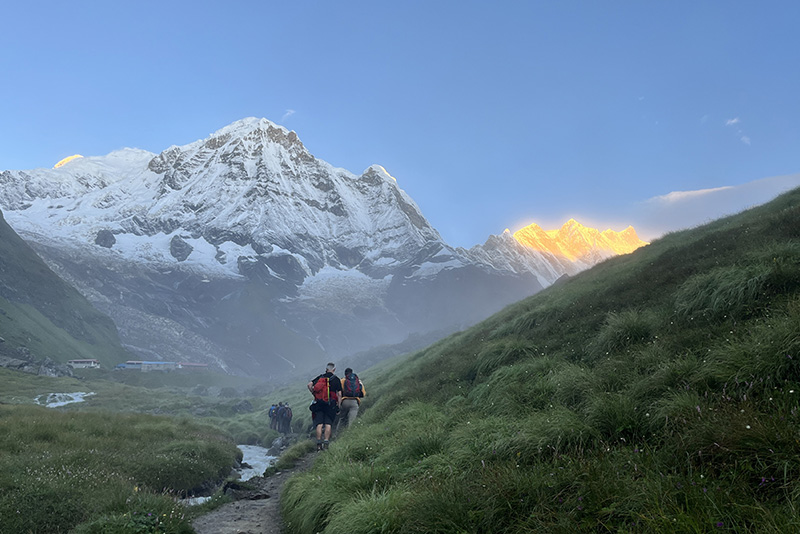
[295,266,391,309]
[414,258,464,278]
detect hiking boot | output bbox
[316,441,323,451]
[323,440,329,450]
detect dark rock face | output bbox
[37,357,74,377]
[95,229,116,248]
[170,235,194,262]
[0,353,74,377]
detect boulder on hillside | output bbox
[38,357,74,377]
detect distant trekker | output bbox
[280,403,293,434]
[308,362,342,451]
[276,403,287,433]
[338,367,366,430]
[268,403,278,430]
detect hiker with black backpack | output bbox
[338,367,366,430]
[280,403,293,434]
[276,402,287,434]
[307,362,342,451]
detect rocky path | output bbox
[192,454,315,534]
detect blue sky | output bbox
[2,1,799,247]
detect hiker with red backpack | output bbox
[338,367,366,430]
[307,362,342,451]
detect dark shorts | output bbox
[311,401,337,426]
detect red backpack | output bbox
[312,375,336,403]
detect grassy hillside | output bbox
[0,403,240,534]
[0,209,130,366]
[282,188,800,533]
[0,367,289,533]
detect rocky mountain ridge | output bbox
[0,118,646,377]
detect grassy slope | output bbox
[282,188,800,533]
[0,368,287,533]
[0,366,287,444]
[0,209,130,366]
[0,403,240,534]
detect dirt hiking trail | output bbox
[192,453,316,534]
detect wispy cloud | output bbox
[649,186,734,204]
[630,174,800,240]
[281,109,296,122]
[725,117,751,145]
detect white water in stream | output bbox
[182,445,278,505]
[35,392,96,407]
[237,444,278,481]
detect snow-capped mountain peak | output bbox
[1,118,448,283]
[0,117,647,375]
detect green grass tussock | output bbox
[467,338,538,380]
[674,264,770,322]
[282,188,800,533]
[0,404,239,534]
[592,309,656,357]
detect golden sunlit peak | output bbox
[54,154,83,168]
[373,165,397,182]
[512,219,649,261]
